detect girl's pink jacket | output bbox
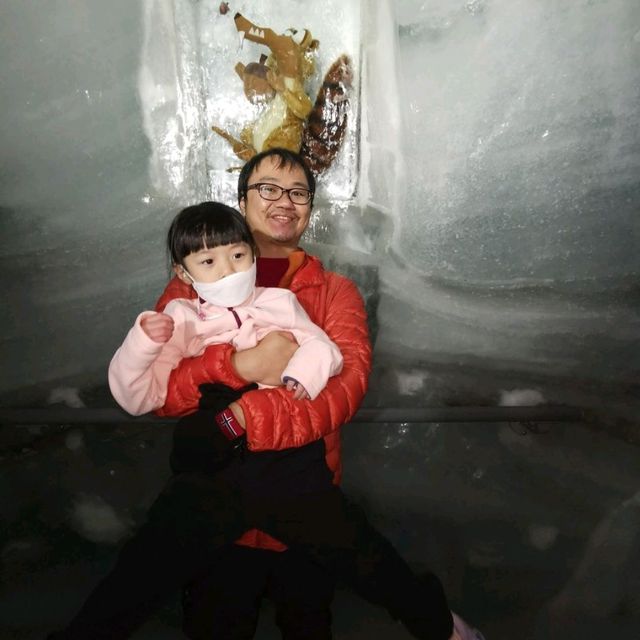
[109,287,343,416]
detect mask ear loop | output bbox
[180,267,210,320]
[180,267,194,284]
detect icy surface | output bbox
[0,0,180,393]
[364,0,640,415]
[2,419,640,637]
[391,0,639,283]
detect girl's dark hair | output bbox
[167,202,256,266]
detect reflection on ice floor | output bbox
[1,413,639,639]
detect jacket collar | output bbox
[285,249,325,293]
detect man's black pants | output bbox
[51,466,452,640]
[182,545,334,640]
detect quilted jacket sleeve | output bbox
[153,277,248,417]
[154,276,193,312]
[239,274,372,452]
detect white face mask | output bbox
[183,261,256,308]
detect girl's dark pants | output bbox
[51,444,453,640]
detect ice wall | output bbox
[0,0,184,394]
[392,0,639,285]
[363,0,640,413]
[139,0,361,208]
[0,0,638,415]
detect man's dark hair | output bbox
[167,201,256,266]
[237,148,316,206]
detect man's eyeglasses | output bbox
[246,183,313,205]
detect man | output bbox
[157,149,465,640]
[155,148,371,639]
[49,149,470,640]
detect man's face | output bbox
[239,156,312,256]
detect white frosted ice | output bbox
[499,389,546,407]
[48,387,85,409]
[64,429,85,452]
[70,494,133,545]
[528,524,559,551]
[396,370,428,396]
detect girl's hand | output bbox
[284,377,310,401]
[141,312,174,344]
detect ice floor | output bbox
[2,398,639,640]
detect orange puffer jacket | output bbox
[155,250,372,551]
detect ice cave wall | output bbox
[0,0,638,414]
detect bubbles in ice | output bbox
[65,429,84,452]
[528,523,559,551]
[396,369,428,396]
[70,494,133,544]
[472,467,485,480]
[383,423,410,449]
[465,0,485,16]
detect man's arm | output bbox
[235,274,371,452]
[154,343,246,417]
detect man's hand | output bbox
[231,331,298,386]
[169,383,257,474]
[198,382,258,412]
[228,401,245,429]
[141,312,174,343]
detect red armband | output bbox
[215,408,245,440]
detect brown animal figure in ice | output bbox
[212,13,353,175]
[211,12,318,162]
[301,53,352,175]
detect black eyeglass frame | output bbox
[246,182,314,205]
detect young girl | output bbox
[108,201,343,416]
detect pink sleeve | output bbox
[280,293,343,400]
[108,310,187,416]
